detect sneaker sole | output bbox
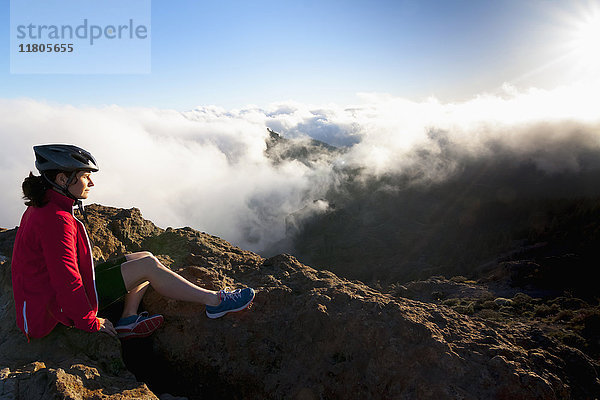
[116,315,164,340]
[205,291,255,319]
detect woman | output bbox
[11,144,255,341]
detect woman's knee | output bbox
[121,254,163,289]
[125,251,154,262]
[132,254,161,272]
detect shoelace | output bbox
[219,288,242,302]
[117,311,150,327]
[135,311,150,322]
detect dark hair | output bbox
[22,170,62,207]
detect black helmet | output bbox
[33,144,99,173]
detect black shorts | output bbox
[95,256,128,309]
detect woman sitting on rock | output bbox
[11,144,255,341]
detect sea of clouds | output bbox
[1,81,599,253]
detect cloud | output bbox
[0,99,333,252]
[1,81,599,253]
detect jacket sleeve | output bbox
[40,212,100,332]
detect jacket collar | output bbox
[45,189,76,213]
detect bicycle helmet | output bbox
[32,144,99,223]
[33,144,99,173]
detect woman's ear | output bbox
[55,172,68,186]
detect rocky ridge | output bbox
[0,204,598,399]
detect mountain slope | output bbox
[0,204,598,399]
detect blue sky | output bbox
[0,0,597,110]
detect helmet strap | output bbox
[75,199,91,226]
[41,171,90,224]
[42,171,77,200]
[65,170,78,187]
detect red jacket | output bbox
[11,189,100,339]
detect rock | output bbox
[494,297,514,307]
[0,257,157,399]
[82,204,163,261]
[138,237,597,399]
[395,275,494,302]
[2,204,599,399]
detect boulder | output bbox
[0,257,157,399]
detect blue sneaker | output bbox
[206,287,255,319]
[115,311,164,340]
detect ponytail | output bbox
[22,170,61,207]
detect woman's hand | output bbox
[97,317,117,338]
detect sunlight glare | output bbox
[566,5,600,78]
[572,10,600,62]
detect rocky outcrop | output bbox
[1,204,599,399]
[0,244,157,399]
[137,231,599,399]
[265,127,344,167]
[0,205,167,399]
[83,204,164,261]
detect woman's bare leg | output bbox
[120,252,220,307]
[119,252,152,319]
[121,281,149,319]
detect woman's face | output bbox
[56,171,95,199]
[69,171,94,199]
